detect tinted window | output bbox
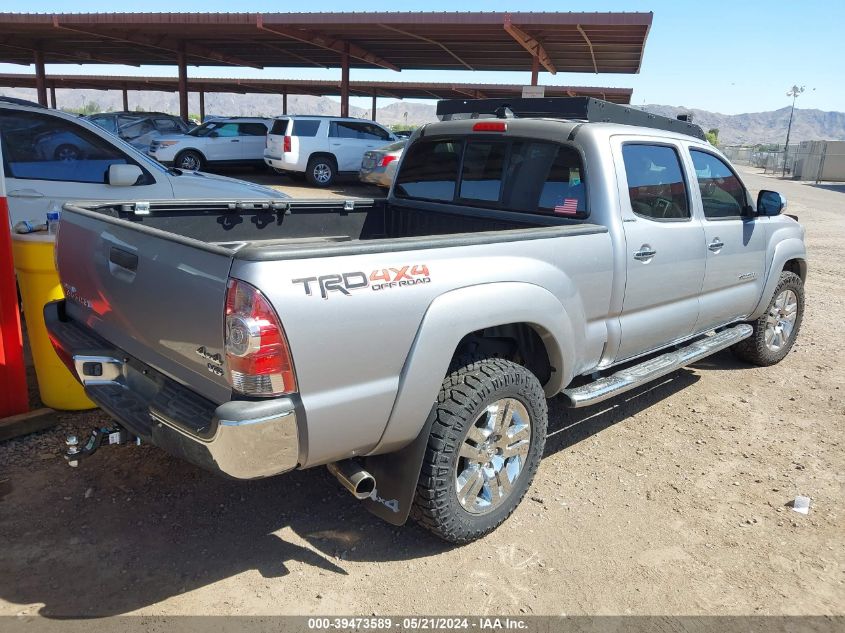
[459,142,506,202]
[89,116,117,133]
[507,142,587,217]
[239,123,268,137]
[330,121,360,139]
[190,121,239,137]
[270,119,289,135]
[154,118,181,133]
[292,120,320,137]
[394,139,462,202]
[0,111,132,184]
[622,144,690,220]
[357,123,390,141]
[690,150,747,218]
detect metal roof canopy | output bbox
[0,73,633,104]
[0,12,652,73]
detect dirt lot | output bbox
[0,166,842,617]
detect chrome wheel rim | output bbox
[765,289,798,352]
[179,154,199,170]
[313,163,332,184]
[455,398,531,515]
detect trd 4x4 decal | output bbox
[293,265,431,299]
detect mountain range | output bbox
[3,86,844,145]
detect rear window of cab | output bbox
[394,138,587,218]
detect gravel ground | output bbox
[0,166,842,617]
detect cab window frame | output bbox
[620,141,693,223]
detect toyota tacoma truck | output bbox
[46,98,807,543]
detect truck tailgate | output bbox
[56,207,233,404]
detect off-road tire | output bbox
[175,150,204,171]
[306,155,336,187]
[731,271,804,366]
[412,358,548,543]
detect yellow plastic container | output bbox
[12,233,94,411]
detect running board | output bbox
[563,324,753,408]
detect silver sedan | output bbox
[359,140,406,188]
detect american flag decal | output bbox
[554,198,578,215]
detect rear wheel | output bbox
[175,150,204,171]
[306,155,336,187]
[412,358,548,543]
[731,271,804,366]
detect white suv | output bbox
[149,117,272,171]
[265,116,397,187]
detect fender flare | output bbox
[361,282,576,526]
[749,237,807,320]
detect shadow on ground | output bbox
[810,183,845,194]
[0,366,713,617]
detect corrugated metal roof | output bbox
[0,12,652,73]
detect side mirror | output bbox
[208,131,219,138]
[757,190,786,216]
[108,164,143,187]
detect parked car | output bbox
[0,101,287,227]
[359,140,406,188]
[47,99,806,544]
[265,116,397,187]
[85,111,191,153]
[148,117,272,171]
[392,130,413,139]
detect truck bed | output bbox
[64,197,597,261]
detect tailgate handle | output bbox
[109,247,138,271]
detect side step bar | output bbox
[563,324,753,408]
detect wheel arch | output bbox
[750,238,807,320]
[174,147,207,164]
[307,151,338,166]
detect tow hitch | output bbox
[65,426,140,467]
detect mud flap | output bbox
[360,410,436,526]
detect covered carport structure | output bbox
[0,73,634,119]
[0,11,652,121]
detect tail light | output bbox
[380,155,397,167]
[224,278,296,397]
[283,135,292,153]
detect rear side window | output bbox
[395,138,587,218]
[239,123,268,136]
[394,140,462,202]
[292,120,320,137]
[622,144,690,221]
[270,119,289,135]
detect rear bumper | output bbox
[44,300,300,479]
[359,168,391,188]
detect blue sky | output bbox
[1,1,842,114]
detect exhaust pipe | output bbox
[327,460,376,500]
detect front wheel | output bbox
[175,150,204,171]
[731,271,804,366]
[412,358,548,543]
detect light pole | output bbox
[782,84,805,177]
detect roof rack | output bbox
[436,97,706,141]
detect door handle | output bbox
[331,143,341,146]
[8,189,45,199]
[230,139,240,142]
[708,239,725,252]
[633,246,657,261]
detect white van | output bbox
[265,116,397,187]
[0,100,287,227]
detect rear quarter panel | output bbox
[231,230,613,467]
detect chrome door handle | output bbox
[708,239,725,252]
[230,139,240,142]
[8,189,45,199]
[633,247,657,261]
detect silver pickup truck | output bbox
[46,99,806,543]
